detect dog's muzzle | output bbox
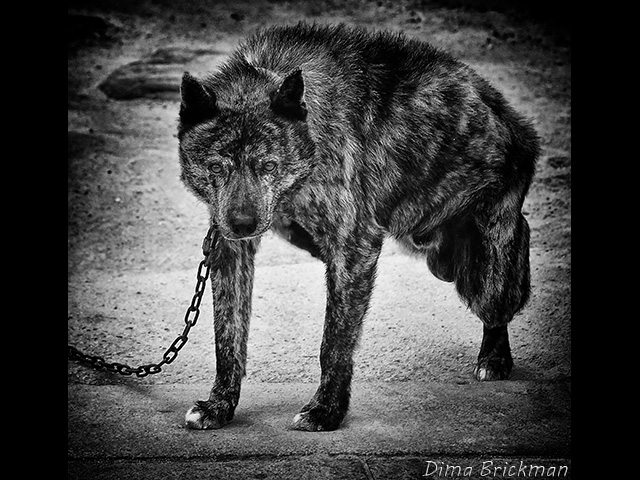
[228,213,259,239]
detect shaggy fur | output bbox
[178,22,539,431]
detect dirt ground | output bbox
[68,0,570,384]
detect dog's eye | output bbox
[263,161,277,173]
[208,162,224,175]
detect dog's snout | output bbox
[229,213,258,238]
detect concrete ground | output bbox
[68,242,571,479]
[68,1,571,478]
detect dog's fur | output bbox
[178,23,539,431]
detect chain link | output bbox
[68,226,218,377]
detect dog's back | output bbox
[226,23,538,235]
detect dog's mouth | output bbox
[219,221,271,241]
[221,231,265,241]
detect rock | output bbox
[99,47,228,100]
[145,46,224,65]
[99,62,183,100]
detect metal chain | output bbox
[67,225,218,378]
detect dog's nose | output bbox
[229,214,258,238]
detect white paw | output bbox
[185,406,205,429]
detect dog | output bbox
[178,22,539,431]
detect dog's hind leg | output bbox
[452,194,531,381]
[185,234,259,429]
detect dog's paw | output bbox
[290,405,346,432]
[474,355,513,381]
[184,399,235,430]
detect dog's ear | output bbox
[269,69,307,121]
[179,72,218,128]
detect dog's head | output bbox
[178,68,316,240]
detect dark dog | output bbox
[178,22,539,431]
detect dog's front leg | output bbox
[185,235,259,429]
[292,235,383,431]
